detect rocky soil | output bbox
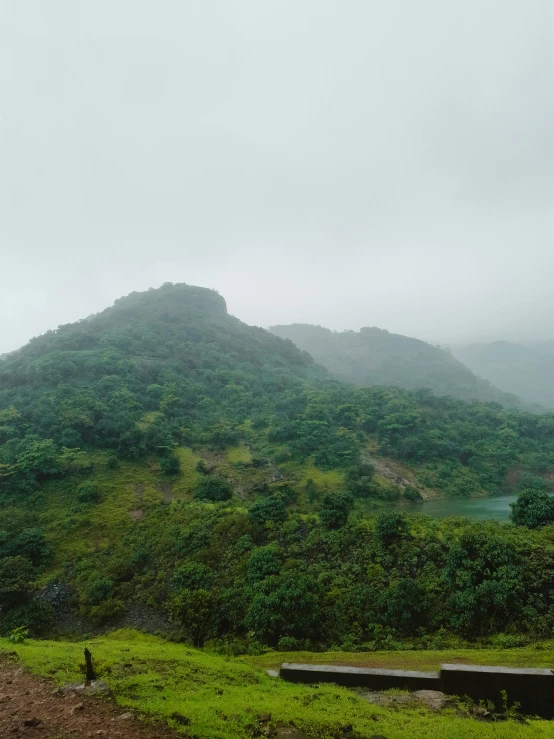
[0,660,180,739]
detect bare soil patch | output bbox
[0,660,180,739]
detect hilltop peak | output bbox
[106,282,227,319]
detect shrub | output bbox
[76,482,100,504]
[0,556,35,609]
[194,476,233,502]
[404,486,423,502]
[2,601,54,637]
[8,626,28,643]
[278,636,301,651]
[159,452,181,475]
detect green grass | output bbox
[226,445,253,465]
[244,644,554,671]
[172,447,202,496]
[1,630,552,738]
[35,449,201,569]
[296,460,344,492]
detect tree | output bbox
[194,476,233,502]
[159,451,181,475]
[170,588,215,647]
[443,532,522,635]
[246,572,320,645]
[2,528,51,566]
[248,496,287,526]
[16,439,60,480]
[247,547,282,583]
[345,463,379,498]
[379,578,429,633]
[375,512,408,546]
[319,493,353,529]
[173,562,213,590]
[511,489,554,528]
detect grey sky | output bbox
[2,0,554,354]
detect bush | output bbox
[2,600,54,636]
[278,636,301,651]
[0,527,51,566]
[0,556,35,609]
[196,459,210,474]
[194,476,233,502]
[87,598,125,626]
[159,452,181,475]
[404,486,423,502]
[106,454,120,470]
[8,626,28,643]
[76,482,100,504]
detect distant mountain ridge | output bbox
[452,340,554,409]
[269,323,529,408]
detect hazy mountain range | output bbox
[269,323,537,409]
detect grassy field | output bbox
[2,630,554,738]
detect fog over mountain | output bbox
[2,1,554,354]
[452,341,554,410]
[270,323,529,409]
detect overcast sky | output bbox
[2,0,554,354]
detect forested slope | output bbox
[1,283,554,647]
[270,323,528,408]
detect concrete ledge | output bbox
[441,664,554,718]
[280,663,441,691]
[280,662,554,718]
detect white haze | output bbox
[1,0,554,353]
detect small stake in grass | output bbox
[84,648,96,683]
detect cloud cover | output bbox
[1,0,554,353]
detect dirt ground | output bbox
[0,660,181,739]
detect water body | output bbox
[392,494,520,521]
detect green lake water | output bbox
[394,494,520,521]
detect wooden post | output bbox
[84,648,96,683]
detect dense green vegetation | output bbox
[453,340,554,409]
[270,323,528,407]
[3,630,554,739]
[1,283,554,651]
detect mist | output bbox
[2,0,554,354]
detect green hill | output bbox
[269,323,527,407]
[2,283,554,652]
[453,340,554,410]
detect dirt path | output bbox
[0,661,180,739]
